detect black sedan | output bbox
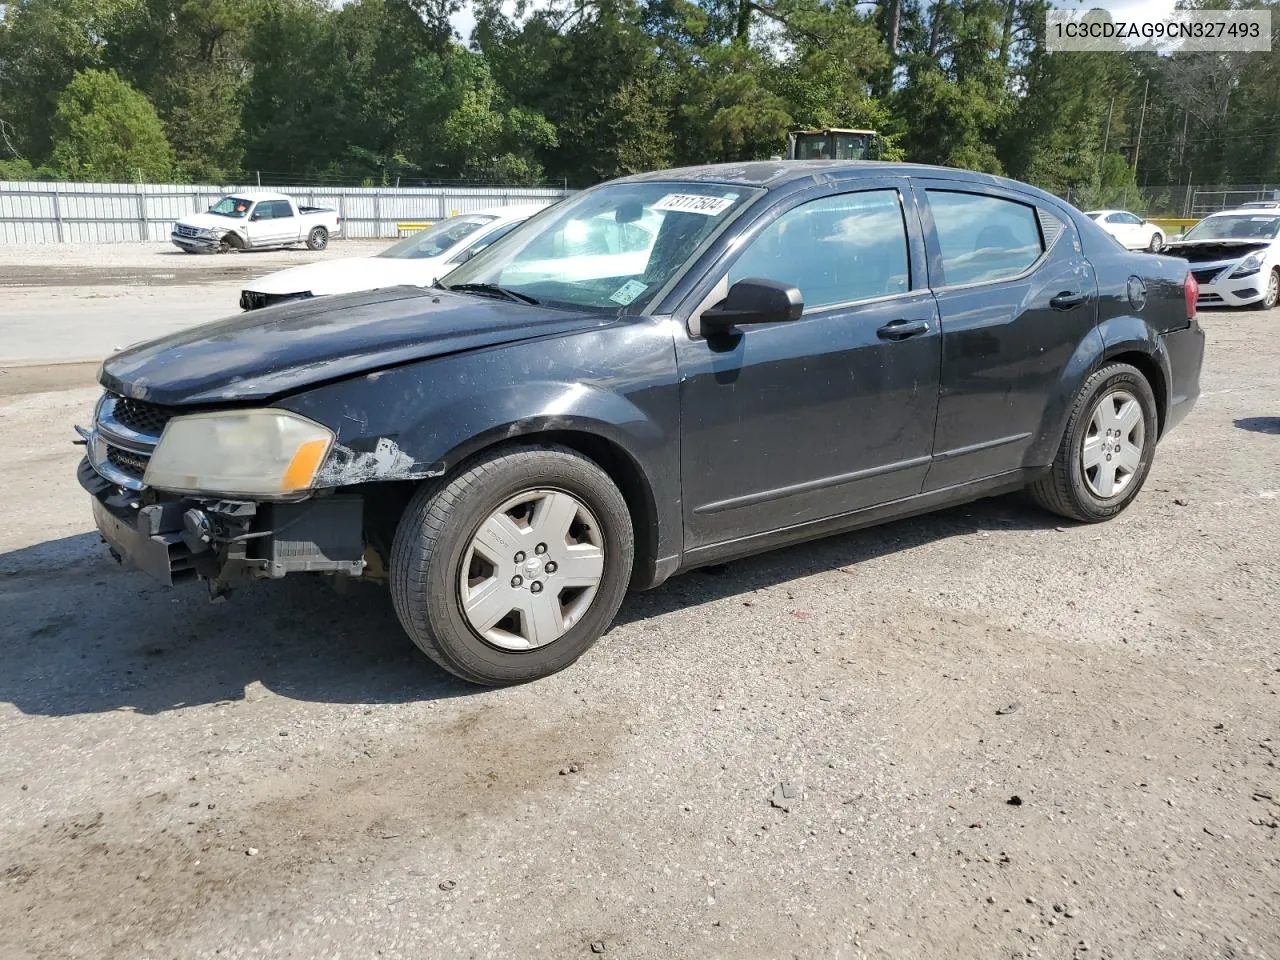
[78,161,1205,685]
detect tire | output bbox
[306,226,328,251]
[1262,268,1280,310]
[217,233,245,254]
[1147,231,1164,253]
[389,444,634,686]
[1028,363,1158,523]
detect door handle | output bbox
[1050,291,1087,310]
[877,318,930,341]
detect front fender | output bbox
[275,318,682,577]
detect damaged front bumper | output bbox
[79,457,367,592]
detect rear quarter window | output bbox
[927,190,1044,286]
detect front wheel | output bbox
[1028,363,1158,523]
[306,226,328,251]
[390,445,635,686]
[1147,231,1164,253]
[1262,268,1280,309]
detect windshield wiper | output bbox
[443,283,539,305]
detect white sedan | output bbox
[238,204,548,310]
[1084,209,1166,252]
[1166,208,1280,309]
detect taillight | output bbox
[1184,271,1198,319]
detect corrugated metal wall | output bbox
[0,182,571,244]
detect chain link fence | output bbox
[1061,184,1280,218]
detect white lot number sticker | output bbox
[653,193,736,216]
[610,279,649,305]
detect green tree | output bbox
[0,0,141,159]
[50,68,174,180]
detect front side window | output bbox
[927,190,1044,286]
[210,196,252,219]
[728,190,910,309]
[442,181,760,310]
[378,215,497,260]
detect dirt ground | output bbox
[0,247,1277,960]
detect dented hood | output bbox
[100,287,612,406]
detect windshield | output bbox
[441,181,760,310]
[378,215,497,260]
[1183,214,1280,241]
[209,196,253,219]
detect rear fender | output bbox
[1026,315,1171,466]
[1024,324,1106,466]
[1096,314,1173,433]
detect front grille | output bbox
[111,396,179,437]
[1198,293,1224,304]
[176,224,198,238]
[1192,268,1222,285]
[106,445,149,479]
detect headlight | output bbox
[144,410,334,497]
[1231,253,1264,278]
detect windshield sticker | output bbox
[653,194,736,216]
[1251,217,1275,222]
[609,279,649,305]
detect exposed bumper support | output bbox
[79,457,367,590]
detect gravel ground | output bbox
[0,262,1277,960]
[0,241,392,366]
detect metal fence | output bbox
[0,181,572,244]
[1061,184,1280,218]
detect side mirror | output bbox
[249,213,261,221]
[701,278,803,332]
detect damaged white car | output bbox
[1167,209,1280,309]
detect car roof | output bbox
[613,161,1072,208]
[226,191,292,202]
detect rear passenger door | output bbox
[262,200,299,244]
[914,181,1097,490]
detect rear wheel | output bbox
[1262,268,1279,309]
[1028,363,1158,523]
[306,226,328,251]
[389,445,634,686]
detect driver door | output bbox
[674,182,942,554]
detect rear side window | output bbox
[728,189,910,309]
[926,190,1044,286]
[269,200,293,219]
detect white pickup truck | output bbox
[170,192,343,254]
